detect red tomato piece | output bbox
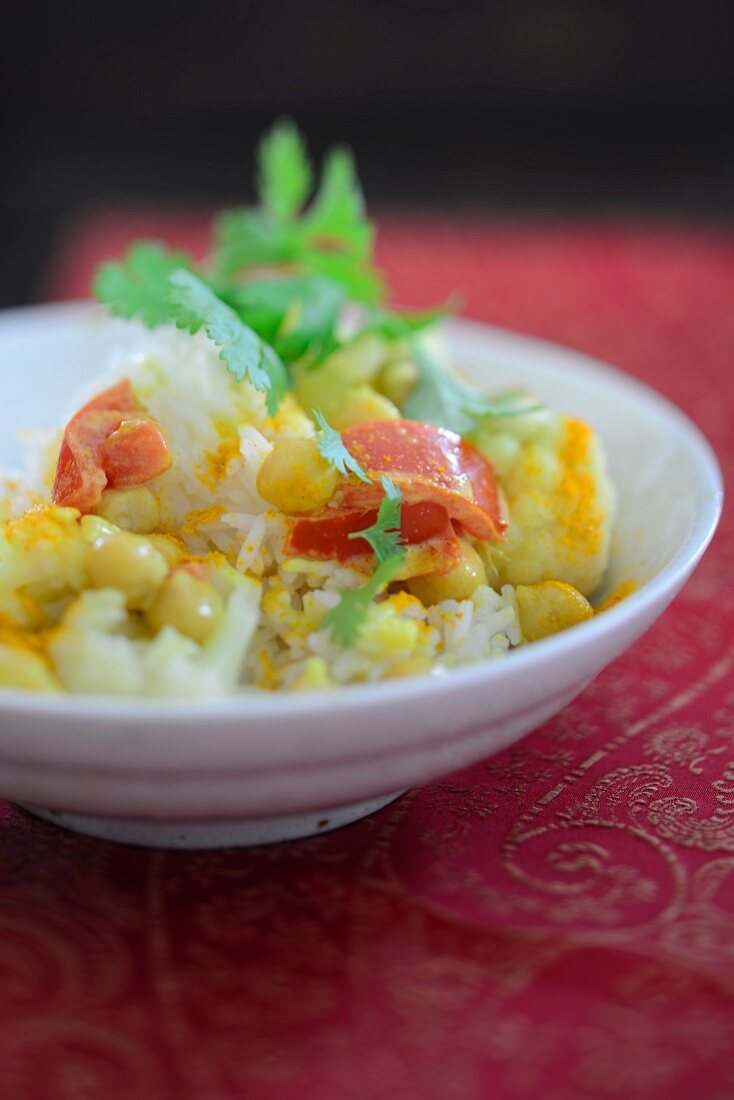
[101,419,172,488]
[286,499,459,565]
[52,379,171,513]
[73,378,139,417]
[340,420,505,541]
[286,508,375,561]
[53,410,128,512]
[284,420,504,571]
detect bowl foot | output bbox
[22,791,404,849]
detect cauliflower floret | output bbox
[48,568,261,697]
[474,413,614,597]
[0,507,115,624]
[472,406,563,480]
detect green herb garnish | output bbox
[93,121,386,403]
[214,123,384,304]
[321,557,404,647]
[94,249,288,414]
[92,119,544,447]
[257,117,313,222]
[169,270,289,416]
[362,301,455,341]
[312,409,371,483]
[222,274,345,363]
[348,476,404,562]
[404,345,543,435]
[94,242,193,328]
[321,479,407,646]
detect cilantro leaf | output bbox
[403,345,478,434]
[302,148,371,257]
[321,480,407,645]
[298,146,383,302]
[213,210,295,274]
[213,207,383,302]
[94,242,193,327]
[92,244,289,413]
[404,345,543,435]
[348,476,405,563]
[257,118,313,221]
[213,124,385,304]
[320,556,404,647]
[168,270,288,416]
[223,274,346,362]
[297,248,384,305]
[312,409,371,482]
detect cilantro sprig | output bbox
[312,409,371,483]
[348,476,404,562]
[404,345,543,436]
[93,121,385,397]
[92,119,543,448]
[95,251,288,416]
[321,477,407,646]
[257,118,313,222]
[169,271,289,415]
[361,301,456,342]
[221,274,345,363]
[321,557,405,647]
[214,123,384,304]
[94,242,193,327]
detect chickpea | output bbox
[80,515,119,542]
[375,358,418,406]
[329,385,400,431]
[85,533,168,609]
[515,581,593,642]
[407,542,487,606]
[94,486,161,534]
[257,437,338,514]
[146,569,224,643]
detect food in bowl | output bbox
[0,122,615,697]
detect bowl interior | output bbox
[0,303,721,614]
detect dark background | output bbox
[2,0,733,308]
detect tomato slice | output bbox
[53,411,125,513]
[73,378,139,417]
[287,499,452,556]
[340,420,505,541]
[101,419,172,488]
[52,379,171,512]
[285,421,504,573]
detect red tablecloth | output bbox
[2,215,733,1100]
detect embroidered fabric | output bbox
[3,217,732,1100]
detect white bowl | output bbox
[0,303,723,847]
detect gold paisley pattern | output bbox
[0,222,732,1098]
